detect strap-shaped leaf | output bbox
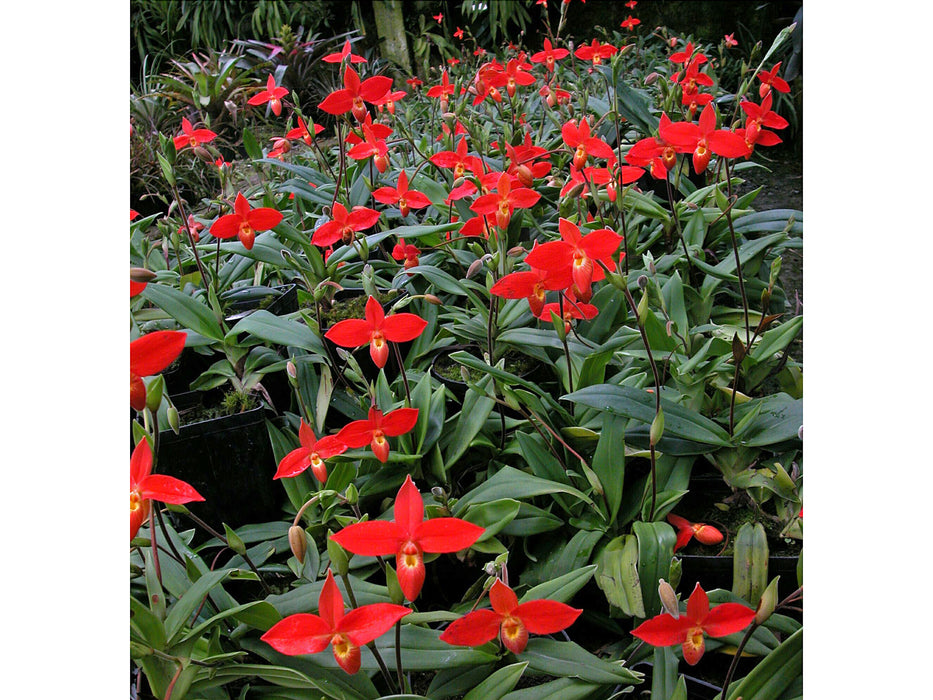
[453,466,595,513]
[164,569,231,645]
[141,283,224,341]
[521,565,597,604]
[225,309,326,355]
[564,384,731,446]
[521,638,642,685]
[463,662,529,700]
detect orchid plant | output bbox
[131,4,803,698]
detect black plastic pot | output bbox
[157,393,282,533]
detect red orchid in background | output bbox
[322,39,367,64]
[530,38,569,72]
[346,118,390,172]
[539,83,571,109]
[490,265,573,316]
[211,192,283,250]
[625,0,638,8]
[454,26,464,40]
[525,217,622,303]
[621,16,641,30]
[324,296,427,370]
[667,514,724,552]
[312,202,381,247]
[130,330,187,411]
[426,70,457,110]
[757,62,791,97]
[319,65,393,122]
[631,583,755,665]
[372,89,407,115]
[491,58,536,98]
[740,91,788,147]
[625,114,689,180]
[261,569,410,673]
[669,41,707,67]
[430,136,483,180]
[459,213,498,238]
[682,88,714,118]
[286,116,325,147]
[248,74,289,116]
[335,405,420,463]
[130,439,204,539]
[275,419,348,483]
[433,12,443,23]
[331,475,484,601]
[172,117,217,151]
[440,579,582,654]
[406,76,424,89]
[574,39,617,67]
[392,238,421,269]
[372,170,432,217]
[267,136,291,159]
[677,57,714,96]
[724,33,738,48]
[177,214,204,243]
[561,117,614,171]
[470,171,541,230]
[130,209,140,221]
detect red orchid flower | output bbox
[573,39,617,66]
[130,330,186,411]
[130,209,140,221]
[661,104,750,174]
[268,136,291,159]
[430,136,483,180]
[406,76,424,89]
[426,69,457,111]
[177,214,204,243]
[172,117,217,151]
[211,192,283,250]
[682,89,714,117]
[346,119,389,172]
[275,419,348,483]
[724,33,738,48]
[312,202,381,248]
[621,16,641,30]
[319,66,393,122]
[458,213,498,238]
[530,38,569,72]
[625,0,638,8]
[286,116,325,147]
[669,41,707,67]
[433,12,443,23]
[335,406,420,464]
[470,171,541,230]
[322,39,367,64]
[331,475,484,601]
[325,296,427,370]
[372,89,407,114]
[740,91,788,146]
[524,217,622,303]
[372,170,431,217]
[392,238,421,269]
[667,514,724,552]
[504,134,552,187]
[625,114,689,180]
[440,579,582,654]
[454,26,464,40]
[248,74,289,116]
[562,118,614,171]
[538,292,599,333]
[678,57,714,96]
[631,583,755,665]
[261,569,410,674]
[757,62,790,98]
[130,439,204,539]
[490,58,536,98]
[490,266,573,316]
[539,83,571,109]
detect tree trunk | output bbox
[372,0,412,78]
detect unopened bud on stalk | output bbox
[637,275,648,289]
[431,486,447,501]
[507,246,526,257]
[345,483,359,505]
[644,72,660,86]
[636,290,650,327]
[130,267,157,284]
[167,405,180,435]
[466,258,486,279]
[564,182,586,200]
[649,408,665,446]
[755,576,780,625]
[658,579,679,618]
[424,294,442,305]
[145,375,164,413]
[647,260,657,276]
[484,561,497,576]
[442,111,457,121]
[288,526,308,564]
[286,360,298,380]
[460,366,472,384]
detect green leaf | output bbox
[453,466,595,513]
[163,569,231,645]
[463,662,529,700]
[595,535,645,618]
[141,284,223,341]
[592,414,626,524]
[732,393,802,447]
[633,521,676,619]
[564,384,731,447]
[427,664,497,699]
[501,677,603,700]
[521,638,642,685]
[130,595,166,650]
[461,498,521,541]
[521,565,596,604]
[225,309,326,355]
[443,374,496,468]
[717,628,803,700]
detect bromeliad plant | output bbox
[131,4,803,698]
